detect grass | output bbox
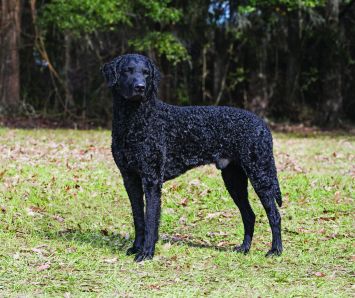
[0,127,354,297]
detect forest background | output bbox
[1,0,354,127]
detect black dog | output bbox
[102,54,283,262]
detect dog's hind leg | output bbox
[243,158,283,257]
[121,171,145,256]
[221,162,256,254]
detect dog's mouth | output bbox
[130,93,145,101]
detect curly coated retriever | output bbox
[102,54,283,262]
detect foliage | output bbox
[129,32,190,64]
[246,0,325,9]
[39,0,189,63]
[137,0,182,25]
[8,0,355,124]
[0,128,354,295]
[39,0,131,33]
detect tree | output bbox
[1,0,353,126]
[0,0,21,111]
[35,0,189,115]
[320,0,343,126]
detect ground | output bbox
[0,128,354,297]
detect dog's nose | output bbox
[134,84,145,93]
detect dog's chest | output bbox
[112,132,143,169]
[112,122,163,172]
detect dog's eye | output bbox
[142,69,149,76]
[123,67,134,74]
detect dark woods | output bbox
[1,0,354,127]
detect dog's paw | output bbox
[126,246,141,256]
[134,250,154,262]
[234,244,250,254]
[265,247,282,257]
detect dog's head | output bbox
[101,54,160,102]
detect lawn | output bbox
[0,128,354,297]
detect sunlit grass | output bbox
[0,128,354,296]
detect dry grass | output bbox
[0,128,354,297]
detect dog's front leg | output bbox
[121,171,145,256]
[134,178,162,262]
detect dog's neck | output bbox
[112,91,156,138]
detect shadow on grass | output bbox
[160,234,233,252]
[35,228,233,253]
[36,228,131,253]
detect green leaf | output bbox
[129,32,190,64]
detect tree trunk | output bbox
[64,33,74,110]
[0,0,21,112]
[320,0,343,126]
[247,36,269,117]
[285,10,301,113]
[202,45,208,102]
[213,53,223,100]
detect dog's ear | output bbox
[147,58,161,99]
[101,56,123,87]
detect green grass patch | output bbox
[0,128,354,296]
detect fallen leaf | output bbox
[31,248,46,255]
[163,242,172,250]
[325,186,333,192]
[147,284,161,290]
[206,212,220,219]
[37,263,51,271]
[297,228,312,234]
[310,180,318,187]
[319,216,336,221]
[27,206,45,217]
[217,241,229,247]
[206,211,233,220]
[314,272,326,277]
[66,161,72,170]
[66,247,77,253]
[189,179,200,187]
[199,188,211,196]
[180,198,188,207]
[294,165,303,173]
[0,170,6,180]
[334,191,341,203]
[320,233,338,240]
[29,206,45,213]
[104,257,118,264]
[207,231,228,237]
[178,216,187,224]
[53,215,64,222]
[169,182,179,191]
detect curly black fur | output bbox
[102,54,283,262]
